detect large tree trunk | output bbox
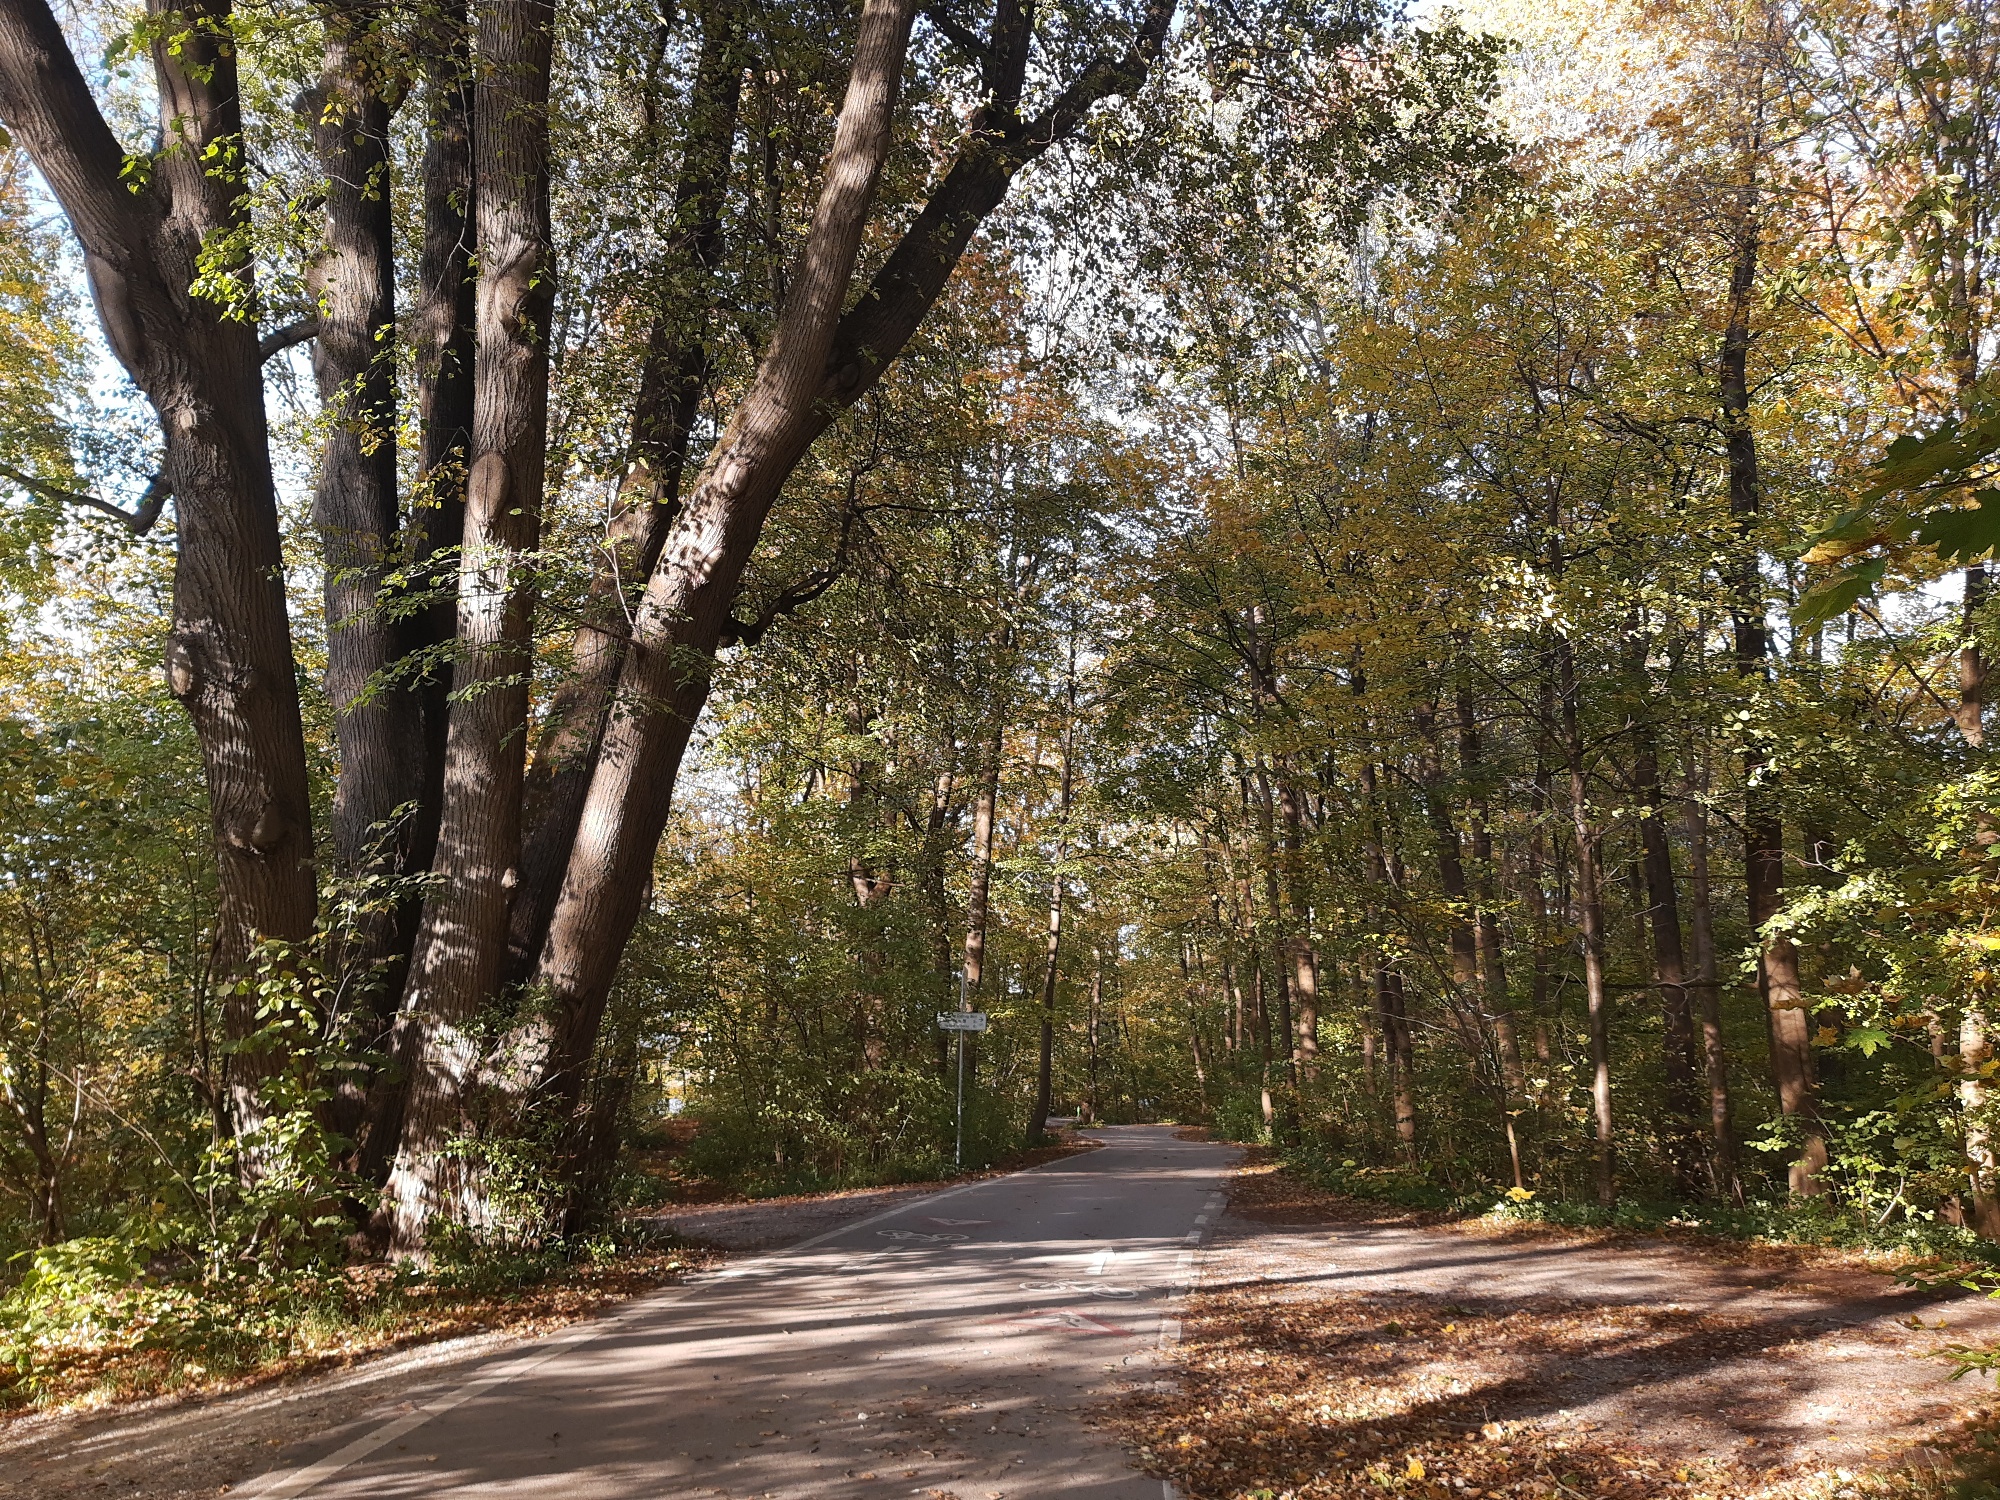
[506,10,745,977]
[309,5,423,961]
[1721,198,1824,1195]
[380,0,558,1249]
[409,0,477,869]
[524,0,1177,1136]
[0,0,318,1148]
[353,14,476,1189]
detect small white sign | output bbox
[937,1011,989,1032]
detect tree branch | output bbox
[822,0,1175,409]
[922,2,989,62]
[0,0,161,289]
[0,464,170,535]
[259,315,321,362]
[720,486,864,647]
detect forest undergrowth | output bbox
[0,1229,707,1417]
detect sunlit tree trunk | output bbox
[1555,630,1615,1207]
[381,0,558,1249]
[0,0,318,1153]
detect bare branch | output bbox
[922,2,989,62]
[259,315,320,362]
[0,463,170,535]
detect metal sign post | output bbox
[937,1003,989,1169]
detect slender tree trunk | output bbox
[1634,723,1699,1188]
[1681,771,1737,1200]
[1961,566,1987,748]
[1722,194,1824,1195]
[1458,680,1522,1093]
[1251,758,1295,1090]
[381,0,558,1249]
[1277,772,1320,1079]
[1556,634,1615,1207]
[1029,650,1077,1144]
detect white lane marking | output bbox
[1089,1248,1111,1276]
[236,1149,1108,1497]
[1164,1483,1182,1500]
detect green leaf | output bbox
[1915,500,2000,562]
[1846,1026,1891,1057]
[1793,559,1887,630]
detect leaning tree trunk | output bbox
[0,0,317,1152]
[380,0,558,1250]
[521,0,1179,1147]
[506,8,745,978]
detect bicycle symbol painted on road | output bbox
[1018,1280,1139,1298]
[877,1229,969,1243]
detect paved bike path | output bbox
[240,1125,1236,1499]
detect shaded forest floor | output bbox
[1107,1154,2000,1500]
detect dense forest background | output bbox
[3,0,2000,1389]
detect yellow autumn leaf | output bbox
[1406,1457,1426,1479]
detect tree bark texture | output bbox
[0,0,318,1144]
[1721,199,1824,1196]
[309,6,423,919]
[382,0,557,1248]
[507,9,745,977]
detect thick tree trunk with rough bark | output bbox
[507,11,745,978]
[0,0,318,1147]
[309,5,423,933]
[381,0,558,1249]
[351,15,476,1190]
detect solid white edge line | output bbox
[232,1142,1107,1498]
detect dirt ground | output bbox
[1107,1162,2000,1499]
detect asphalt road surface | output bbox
[238,1125,1236,1500]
